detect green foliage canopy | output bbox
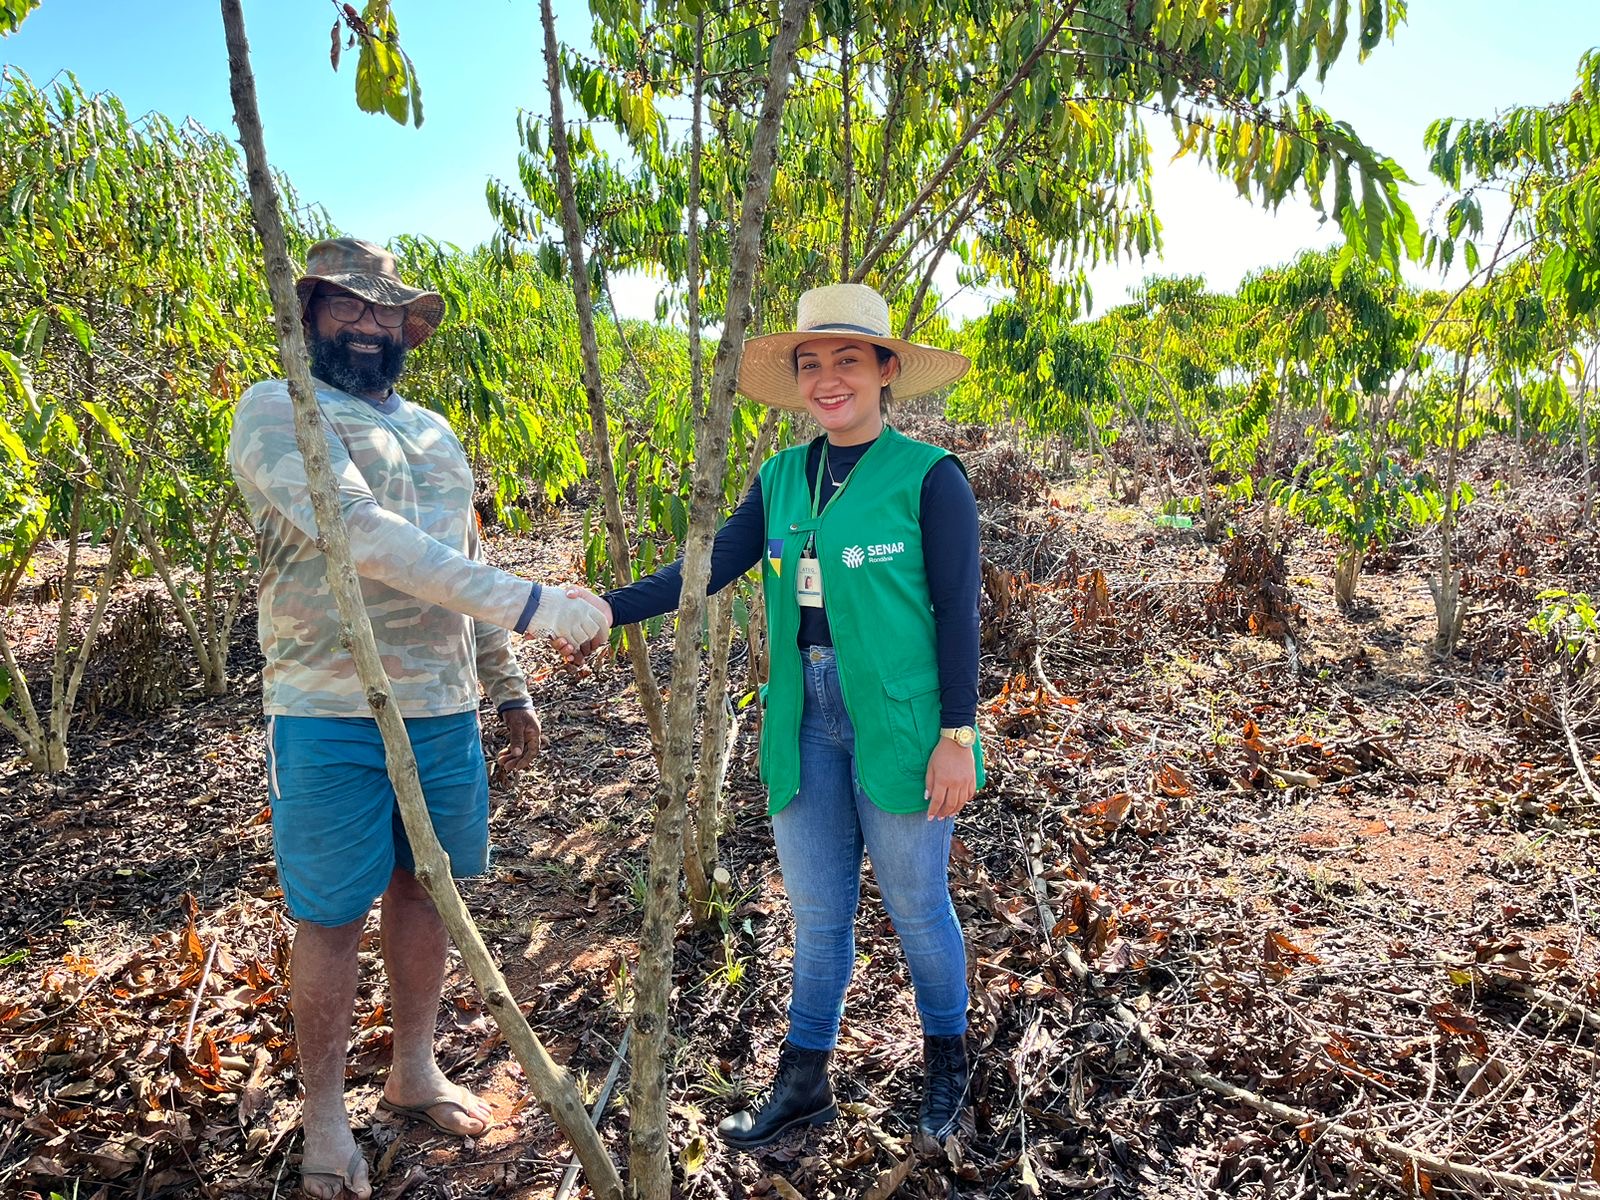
[1427,48,1600,317]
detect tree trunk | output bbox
[110,450,233,695]
[1428,560,1466,655]
[18,465,135,777]
[900,187,982,338]
[1430,348,1475,654]
[169,397,251,694]
[219,6,621,1198]
[1509,365,1526,492]
[1579,354,1594,525]
[45,482,83,769]
[625,0,812,1193]
[0,525,49,605]
[537,0,665,760]
[682,588,732,917]
[859,58,905,253]
[1333,547,1365,611]
[678,11,716,919]
[685,12,706,430]
[838,27,852,280]
[197,494,250,695]
[1111,352,1217,538]
[0,621,50,771]
[1109,373,1152,506]
[1264,362,1288,480]
[1082,399,1123,501]
[684,412,777,921]
[747,576,770,705]
[59,471,135,738]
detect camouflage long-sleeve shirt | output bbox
[228,379,536,718]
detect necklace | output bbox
[825,459,842,488]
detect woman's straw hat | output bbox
[737,284,970,410]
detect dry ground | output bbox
[2,423,1598,1199]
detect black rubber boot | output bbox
[717,1041,837,1151]
[917,1034,970,1141]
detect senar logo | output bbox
[841,545,866,568]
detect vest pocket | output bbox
[882,669,941,773]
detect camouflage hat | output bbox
[295,238,444,349]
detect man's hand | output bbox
[533,586,609,650]
[924,736,976,821]
[551,586,613,663]
[496,706,542,773]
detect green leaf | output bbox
[1359,0,1383,52]
[0,346,35,408]
[354,41,387,115]
[668,492,687,543]
[404,48,424,128]
[53,303,93,353]
[1540,247,1574,306]
[1329,240,1357,287]
[0,408,31,466]
[348,0,423,128]
[16,308,48,357]
[1360,171,1385,263]
[80,399,130,452]
[0,0,41,36]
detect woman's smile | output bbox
[794,337,898,445]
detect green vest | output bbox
[758,426,985,814]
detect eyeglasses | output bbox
[319,293,408,329]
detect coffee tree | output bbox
[391,237,596,522]
[517,4,1423,1185]
[1238,248,1426,607]
[0,70,315,767]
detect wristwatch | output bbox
[939,725,977,748]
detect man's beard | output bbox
[308,327,408,397]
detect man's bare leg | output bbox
[379,868,492,1135]
[293,915,371,1199]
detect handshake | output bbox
[530,583,613,662]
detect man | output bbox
[228,238,607,1200]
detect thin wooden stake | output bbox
[218,5,620,1197]
[555,1027,632,1200]
[182,939,219,1053]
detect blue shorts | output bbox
[266,712,490,928]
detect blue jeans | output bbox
[771,647,969,1051]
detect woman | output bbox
[576,283,984,1149]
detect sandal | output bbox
[377,1089,492,1138]
[299,1144,368,1198]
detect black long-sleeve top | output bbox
[604,436,980,728]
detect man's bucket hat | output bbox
[295,238,444,349]
[736,283,971,410]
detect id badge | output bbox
[796,553,824,608]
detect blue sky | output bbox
[3,1,1597,322]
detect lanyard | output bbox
[808,442,852,520]
[806,442,852,557]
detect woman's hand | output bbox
[551,586,613,662]
[924,737,976,820]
